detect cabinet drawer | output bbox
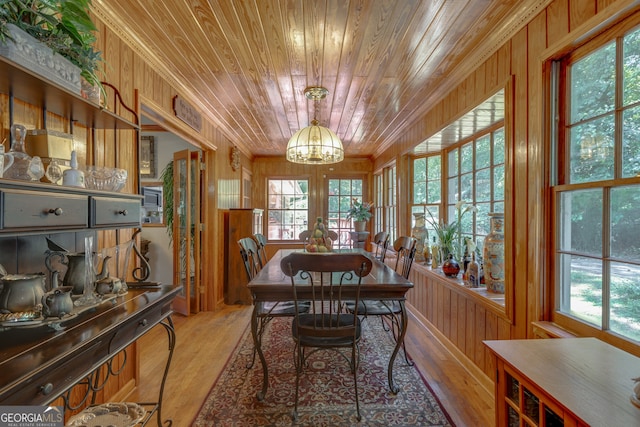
[1,189,88,231]
[91,196,141,228]
[108,305,166,355]
[0,340,104,405]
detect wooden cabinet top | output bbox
[0,56,138,130]
[485,338,640,426]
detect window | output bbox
[327,178,365,248]
[411,154,442,241]
[374,173,383,232]
[385,165,397,242]
[267,179,308,240]
[553,21,640,342]
[445,126,505,254]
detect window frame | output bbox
[550,14,640,345]
[266,177,310,242]
[445,124,505,251]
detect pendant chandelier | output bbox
[286,86,344,164]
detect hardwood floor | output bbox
[129,304,495,426]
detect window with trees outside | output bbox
[411,155,442,243]
[552,19,640,343]
[327,178,365,248]
[444,126,505,256]
[267,179,309,241]
[384,165,397,243]
[374,173,383,234]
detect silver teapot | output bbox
[0,265,46,312]
[45,251,111,295]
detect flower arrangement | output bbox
[426,200,477,261]
[346,198,373,222]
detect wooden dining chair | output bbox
[327,229,339,242]
[347,236,416,365]
[298,230,312,243]
[281,252,373,422]
[238,237,262,280]
[372,231,390,262]
[243,237,311,370]
[253,233,268,266]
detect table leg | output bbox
[251,304,269,401]
[387,300,408,394]
[154,316,176,426]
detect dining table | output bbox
[246,248,414,400]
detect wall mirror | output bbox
[141,181,164,226]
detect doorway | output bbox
[139,113,205,315]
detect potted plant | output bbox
[426,200,477,262]
[0,0,104,99]
[347,198,373,232]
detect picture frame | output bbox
[140,135,156,178]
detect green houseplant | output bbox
[0,0,104,96]
[347,198,373,232]
[426,200,477,261]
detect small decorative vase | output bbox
[354,220,367,232]
[411,213,428,262]
[483,213,505,293]
[442,254,461,277]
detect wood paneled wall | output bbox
[372,0,640,385]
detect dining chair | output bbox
[281,252,373,422]
[346,236,416,365]
[238,237,262,279]
[327,229,339,242]
[298,230,312,243]
[242,237,311,369]
[372,231,390,262]
[253,233,268,266]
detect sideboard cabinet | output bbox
[0,51,173,423]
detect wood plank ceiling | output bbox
[93,0,546,159]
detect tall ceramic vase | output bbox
[411,213,428,262]
[483,213,505,293]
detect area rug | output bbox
[193,316,455,426]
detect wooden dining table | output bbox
[247,248,414,400]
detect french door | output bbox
[326,177,366,249]
[172,149,202,315]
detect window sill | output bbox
[409,260,507,314]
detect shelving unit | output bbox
[0,56,138,130]
[0,50,176,426]
[485,338,640,427]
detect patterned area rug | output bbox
[193,316,455,426]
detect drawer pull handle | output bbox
[139,319,148,327]
[118,209,128,216]
[40,383,54,395]
[48,208,63,216]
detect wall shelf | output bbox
[0,56,138,130]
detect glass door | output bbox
[172,149,202,315]
[327,178,366,249]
